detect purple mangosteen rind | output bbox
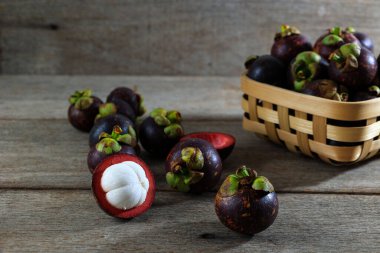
[329,43,378,90]
[165,138,222,193]
[301,79,349,101]
[68,89,103,132]
[215,166,278,235]
[271,25,312,65]
[139,108,184,157]
[107,87,146,117]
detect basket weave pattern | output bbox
[241,75,380,165]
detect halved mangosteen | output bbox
[92,154,155,219]
[87,125,139,173]
[180,132,235,160]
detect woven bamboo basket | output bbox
[241,75,380,165]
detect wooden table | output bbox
[1,76,379,252]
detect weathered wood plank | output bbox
[1,119,380,193]
[0,190,379,252]
[0,75,240,120]
[1,0,380,75]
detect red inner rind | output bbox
[180,132,235,150]
[92,154,156,219]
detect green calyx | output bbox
[150,108,184,138]
[138,96,146,116]
[322,35,343,46]
[165,147,205,192]
[369,85,380,96]
[95,103,117,121]
[68,89,94,110]
[293,52,321,91]
[329,26,342,36]
[345,26,356,33]
[95,125,137,155]
[219,166,274,197]
[279,24,300,37]
[330,43,361,71]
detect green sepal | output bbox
[322,34,343,46]
[138,96,146,116]
[219,175,240,197]
[166,172,180,188]
[150,108,167,118]
[345,26,355,33]
[167,110,182,123]
[164,124,184,138]
[252,176,275,192]
[96,138,122,155]
[69,89,94,110]
[181,147,204,171]
[183,171,204,185]
[340,43,361,58]
[369,85,380,96]
[330,26,342,36]
[95,103,117,121]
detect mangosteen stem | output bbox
[97,125,137,153]
[68,89,94,110]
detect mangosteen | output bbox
[165,138,222,193]
[87,125,139,173]
[100,99,137,122]
[244,55,259,70]
[329,43,378,91]
[301,79,348,101]
[92,154,155,219]
[349,85,380,101]
[139,108,184,157]
[89,114,135,147]
[270,25,312,65]
[346,27,374,52]
[67,89,103,132]
[246,55,288,89]
[313,26,360,61]
[288,51,329,91]
[215,166,278,235]
[107,87,146,117]
[180,132,235,160]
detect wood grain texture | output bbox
[1,190,379,253]
[1,0,380,75]
[1,119,380,193]
[0,75,240,120]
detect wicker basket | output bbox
[241,75,380,165]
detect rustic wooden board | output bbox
[1,0,380,75]
[0,75,240,120]
[1,119,380,193]
[1,190,379,253]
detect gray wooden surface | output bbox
[1,0,380,75]
[0,76,379,252]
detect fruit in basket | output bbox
[107,87,146,118]
[68,89,103,132]
[139,108,184,157]
[244,55,259,70]
[87,125,139,173]
[349,85,380,101]
[346,27,374,52]
[215,166,278,235]
[180,132,235,160]
[247,55,287,88]
[288,51,329,91]
[301,79,348,101]
[313,26,360,61]
[329,43,378,91]
[271,25,312,65]
[92,154,155,219]
[89,114,135,147]
[165,138,222,193]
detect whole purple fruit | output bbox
[271,25,312,65]
[215,166,279,235]
[165,138,222,193]
[140,108,184,157]
[329,43,377,91]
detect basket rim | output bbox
[241,75,380,121]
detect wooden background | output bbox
[1,0,380,75]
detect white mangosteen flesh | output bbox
[101,161,150,210]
